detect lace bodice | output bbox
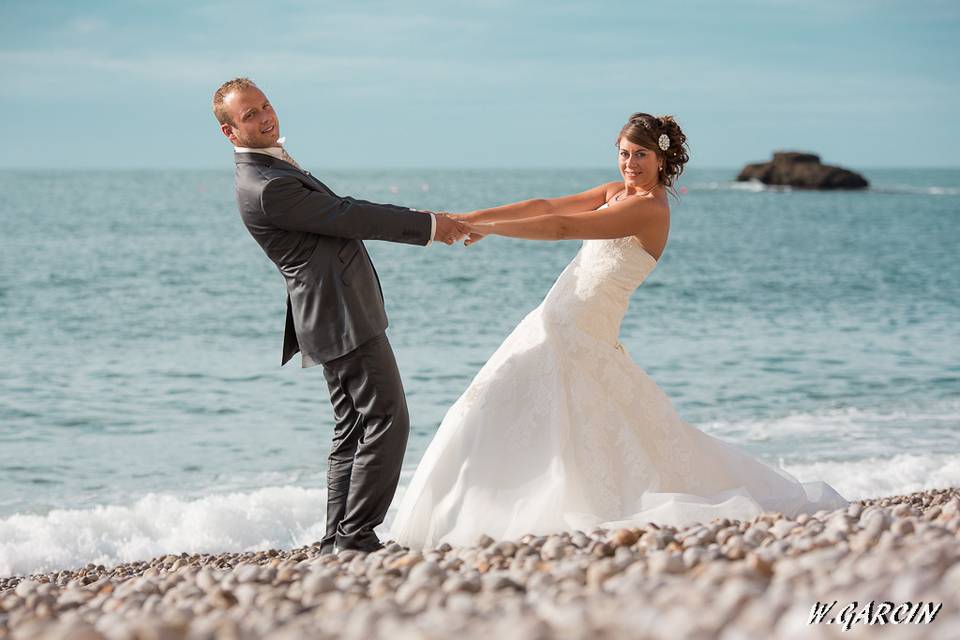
[540,205,658,347]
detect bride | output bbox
[388,113,848,549]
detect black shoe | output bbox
[317,542,336,555]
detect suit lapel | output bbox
[235,152,333,195]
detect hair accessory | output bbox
[658,134,670,151]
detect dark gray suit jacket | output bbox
[234,152,432,367]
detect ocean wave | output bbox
[782,453,960,503]
[688,181,959,196]
[868,185,960,196]
[0,487,330,578]
[699,401,960,444]
[2,452,959,577]
[692,180,788,192]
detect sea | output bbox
[1,167,958,576]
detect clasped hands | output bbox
[431,212,485,246]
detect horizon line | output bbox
[2,165,960,172]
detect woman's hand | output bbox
[443,214,488,245]
[460,219,490,246]
[464,232,486,246]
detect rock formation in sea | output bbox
[737,151,869,190]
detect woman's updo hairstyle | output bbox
[617,112,690,195]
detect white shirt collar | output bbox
[234,136,288,162]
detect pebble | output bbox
[743,527,769,547]
[681,547,703,569]
[235,564,260,583]
[539,537,566,560]
[302,572,335,597]
[891,518,915,536]
[585,558,620,589]
[475,534,495,549]
[610,528,640,547]
[648,551,685,574]
[570,532,590,549]
[769,519,796,539]
[407,560,444,586]
[14,580,38,598]
[481,574,524,592]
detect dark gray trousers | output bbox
[318,333,409,552]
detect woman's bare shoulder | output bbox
[617,187,670,219]
[601,181,623,201]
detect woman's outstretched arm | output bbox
[464,193,666,241]
[457,181,619,224]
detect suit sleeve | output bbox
[348,198,436,246]
[259,176,432,245]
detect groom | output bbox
[213,77,467,553]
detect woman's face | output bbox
[617,137,660,191]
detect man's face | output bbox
[220,86,281,148]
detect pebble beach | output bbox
[2,487,958,640]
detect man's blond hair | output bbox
[213,77,256,126]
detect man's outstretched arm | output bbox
[260,176,446,245]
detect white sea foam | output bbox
[694,180,778,192]
[699,402,960,447]
[2,453,958,577]
[0,487,330,578]
[870,185,960,196]
[689,181,959,196]
[782,453,960,502]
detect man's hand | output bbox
[433,212,469,245]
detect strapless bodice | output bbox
[540,227,658,347]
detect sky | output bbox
[1,0,958,169]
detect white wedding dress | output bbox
[389,204,848,549]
